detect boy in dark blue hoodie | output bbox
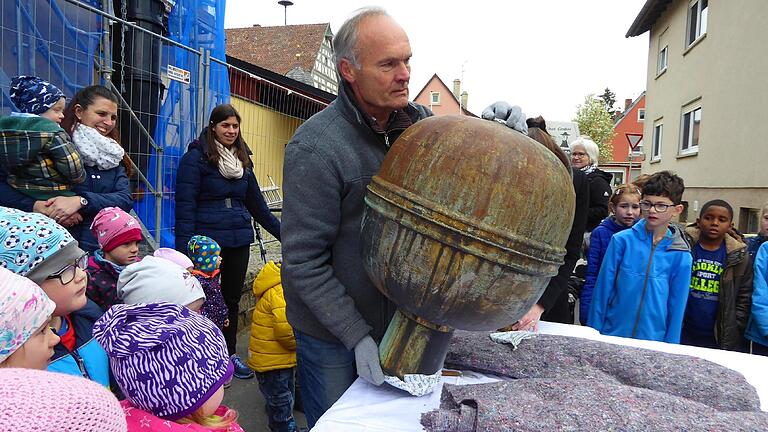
[682,200,752,351]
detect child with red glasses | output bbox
[0,206,111,388]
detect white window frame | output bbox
[603,169,626,188]
[686,0,708,47]
[657,45,668,75]
[679,103,701,156]
[651,120,663,162]
[637,108,646,122]
[430,91,440,105]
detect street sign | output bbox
[626,133,643,150]
[167,65,191,84]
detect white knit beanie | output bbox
[117,256,205,306]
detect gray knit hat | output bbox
[93,302,233,420]
[117,256,205,306]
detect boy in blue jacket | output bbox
[587,171,692,343]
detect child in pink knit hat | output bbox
[0,368,127,431]
[0,267,59,370]
[86,206,142,311]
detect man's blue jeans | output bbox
[294,330,357,428]
[256,367,298,432]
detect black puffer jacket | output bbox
[584,168,612,232]
[174,129,281,251]
[539,169,589,322]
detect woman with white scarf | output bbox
[570,136,613,232]
[0,85,133,252]
[175,104,281,380]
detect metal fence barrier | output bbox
[1,0,330,251]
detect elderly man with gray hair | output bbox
[281,8,430,425]
[282,7,527,426]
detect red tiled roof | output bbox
[225,23,330,76]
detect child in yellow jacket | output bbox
[247,261,298,432]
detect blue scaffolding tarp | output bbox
[129,0,231,248]
[0,0,103,112]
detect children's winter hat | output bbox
[9,75,65,115]
[187,235,222,272]
[153,247,193,269]
[0,267,56,363]
[0,367,127,431]
[117,256,205,306]
[90,207,142,252]
[0,207,84,284]
[93,302,233,421]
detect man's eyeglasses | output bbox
[46,253,88,285]
[639,200,675,213]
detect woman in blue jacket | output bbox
[175,103,281,378]
[0,85,133,253]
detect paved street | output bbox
[223,328,307,431]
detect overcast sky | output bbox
[224,0,650,122]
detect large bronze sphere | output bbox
[361,115,574,377]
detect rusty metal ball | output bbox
[362,115,574,332]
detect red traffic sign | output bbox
[626,133,643,150]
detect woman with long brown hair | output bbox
[175,103,280,379]
[0,85,133,252]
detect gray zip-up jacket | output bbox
[282,83,433,349]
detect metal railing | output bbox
[2,0,330,250]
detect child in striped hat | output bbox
[93,302,242,431]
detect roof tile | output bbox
[225,23,330,76]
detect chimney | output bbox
[453,79,461,99]
[624,98,633,112]
[460,91,468,111]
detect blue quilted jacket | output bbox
[174,129,280,251]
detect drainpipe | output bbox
[112,0,166,191]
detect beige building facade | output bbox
[627,0,768,231]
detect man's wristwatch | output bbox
[79,196,88,207]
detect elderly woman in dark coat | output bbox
[569,136,612,232]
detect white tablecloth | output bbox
[312,322,768,431]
